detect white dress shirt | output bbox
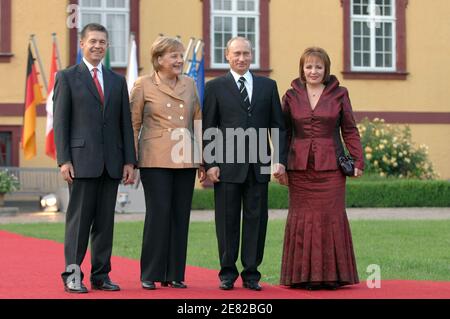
[83,57,104,93]
[230,69,253,103]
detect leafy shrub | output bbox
[0,169,20,194]
[192,181,450,209]
[357,118,436,179]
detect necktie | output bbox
[238,77,251,112]
[92,68,104,105]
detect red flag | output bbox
[45,41,58,160]
[22,45,44,160]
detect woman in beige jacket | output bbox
[130,36,205,290]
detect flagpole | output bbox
[52,33,63,70]
[30,34,48,92]
[193,39,203,55]
[186,39,202,75]
[183,37,195,73]
[197,39,204,58]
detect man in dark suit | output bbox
[202,37,287,291]
[53,23,136,293]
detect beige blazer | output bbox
[130,72,202,168]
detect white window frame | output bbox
[78,0,130,67]
[211,0,260,69]
[351,0,396,72]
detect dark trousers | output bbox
[61,169,120,283]
[214,166,269,283]
[140,168,196,282]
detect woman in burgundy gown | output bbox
[278,47,364,290]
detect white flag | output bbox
[45,40,58,160]
[126,35,138,95]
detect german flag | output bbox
[22,45,43,160]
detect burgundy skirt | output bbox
[280,157,359,287]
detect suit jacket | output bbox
[53,62,136,179]
[203,72,287,183]
[129,73,202,168]
[282,75,364,171]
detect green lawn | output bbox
[1,220,449,284]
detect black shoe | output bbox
[219,280,234,290]
[91,278,120,291]
[304,283,322,291]
[161,281,187,288]
[142,281,156,290]
[290,283,303,289]
[64,280,88,294]
[323,282,340,290]
[243,281,262,291]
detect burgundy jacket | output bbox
[282,75,364,171]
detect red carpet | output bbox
[1,230,449,299]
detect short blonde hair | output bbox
[150,36,184,71]
[299,47,331,85]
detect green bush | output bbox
[191,184,290,209]
[267,183,289,209]
[191,187,215,209]
[358,117,436,179]
[191,179,450,209]
[346,178,450,207]
[0,169,19,194]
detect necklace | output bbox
[307,85,325,97]
[310,90,321,97]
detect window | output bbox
[0,132,11,166]
[342,0,408,79]
[0,126,20,167]
[351,0,395,71]
[0,0,13,63]
[210,0,260,68]
[79,0,130,67]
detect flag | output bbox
[76,46,83,64]
[45,40,58,160]
[126,36,138,95]
[22,45,44,160]
[187,49,198,78]
[196,55,205,108]
[187,48,205,109]
[103,48,111,69]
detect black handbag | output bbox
[337,154,355,176]
[334,110,355,177]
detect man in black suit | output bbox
[202,37,287,291]
[53,23,136,293]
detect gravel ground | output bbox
[1,207,450,224]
